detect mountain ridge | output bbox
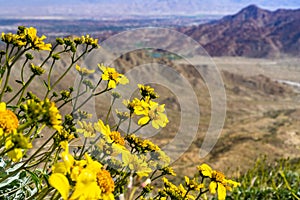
[181,5,300,57]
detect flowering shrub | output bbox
[0,26,238,200]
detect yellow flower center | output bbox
[110,131,125,146]
[0,110,19,133]
[97,169,115,194]
[212,170,226,183]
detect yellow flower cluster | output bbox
[5,131,32,162]
[198,164,240,200]
[138,84,159,99]
[0,26,240,200]
[95,119,125,147]
[21,98,63,132]
[77,121,96,138]
[49,142,115,200]
[73,34,99,47]
[0,102,32,162]
[98,64,129,89]
[0,102,18,133]
[1,26,52,50]
[124,84,169,129]
[30,63,46,76]
[122,152,152,177]
[125,133,160,153]
[75,64,95,76]
[159,177,196,200]
[184,176,204,191]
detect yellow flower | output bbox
[0,102,19,133]
[23,98,63,132]
[7,148,23,162]
[8,131,32,149]
[133,99,149,116]
[4,131,32,162]
[125,134,160,153]
[97,169,115,200]
[94,120,125,146]
[98,64,129,89]
[138,84,159,99]
[123,98,144,114]
[49,173,70,200]
[30,63,45,75]
[81,34,99,47]
[162,178,195,199]
[52,142,74,175]
[77,121,96,138]
[75,64,95,76]
[185,176,203,191]
[70,154,114,200]
[122,152,152,177]
[115,109,130,120]
[70,169,102,200]
[161,166,176,176]
[198,164,240,200]
[198,163,213,178]
[209,171,227,200]
[47,100,63,132]
[138,100,169,129]
[25,27,52,51]
[50,148,115,200]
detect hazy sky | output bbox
[0,0,299,18]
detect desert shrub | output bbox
[225,157,300,200]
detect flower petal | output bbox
[138,116,150,126]
[198,163,213,178]
[217,182,226,200]
[209,181,217,194]
[49,173,70,200]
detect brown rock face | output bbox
[182,5,300,58]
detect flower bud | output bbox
[52,53,60,60]
[25,53,34,60]
[56,38,64,45]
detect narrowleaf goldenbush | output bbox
[0,26,239,200]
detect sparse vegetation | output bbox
[226,157,300,200]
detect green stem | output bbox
[279,171,300,200]
[132,120,150,134]
[54,44,88,87]
[115,118,123,131]
[40,43,59,68]
[0,47,28,100]
[134,190,145,200]
[72,75,84,113]
[105,97,116,124]
[57,90,87,109]
[47,58,57,91]
[20,58,29,83]
[0,133,55,184]
[78,137,87,159]
[183,188,191,199]
[7,74,36,105]
[127,113,133,134]
[195,189,209,200]
[8,45,15,58]
[73,87,110,112]
[0,66,11,100]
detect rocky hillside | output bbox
[181,5,300,57]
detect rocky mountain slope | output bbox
[181,5,300,57]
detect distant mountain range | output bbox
[181,5,300,57]
[0,0,299,18]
